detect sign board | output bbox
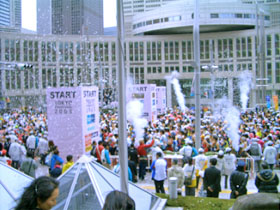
[127,84,157,122]
[156,86,166,115]
[47,86,99,160]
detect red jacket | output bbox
[96,145,104,161]
[137,139,154,156]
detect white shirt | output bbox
[37,138,49,155]
[194,154,208,171]
[263,146,277,164]
[26,135,36,149]
[154,158,167,181]
[179,145,192,157]
[183,164,196,180]
[9,142,23,161]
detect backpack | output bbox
[250,143,260,156]
[90,146,97,157]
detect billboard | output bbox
[47,86,99,161]
[156,86,166,115]
[127,84,157,122]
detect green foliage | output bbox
[157,194,235,210]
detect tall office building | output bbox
[51,0,103,35]
[37,0,52,34]
[0,0,21,28]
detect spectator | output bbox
[20,150,38,178]
[15,176,59,210]
[137,138,154,181]
[223,147,236,189]
[230,160,249,199]
[194,148,208,189]
[151,152,167,194]
[101,142,112,169]
[263,141,277,170]
[50,149,64,170]
[128,154,138,183]
[255,162,279,193]
[102,190,135,210]
[8,138,24,169]
[246,138,262,172]
[167,158,184,195]
[50,161,62,178]
[183,157,197,196]
[62,155,74,173]
[204,158,221,198]
[96,140,104,164]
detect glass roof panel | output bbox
[67,164,101,210]
[0,162,33,210]
[0,184,17,210]
[89,162,120,197]
[53,163,80,210]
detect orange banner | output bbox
[273,95,279,111]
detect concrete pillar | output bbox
[166,79,172,108]
[169,177,178,199]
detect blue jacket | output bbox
[50,154,64,170]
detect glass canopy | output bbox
[54,155,166,210]
[0,162,33,210]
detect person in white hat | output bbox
[179,139,193,164]
[194,148,208,189]
[223,147,236,189]
[215,150,225,176]
[263,141,277,170]
[151,139,164,162]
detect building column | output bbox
[166,79,172,108]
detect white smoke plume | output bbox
[126,78,148,147]
[126,100,147,147]
[166,71,186,112]
[239,71,252,111]
[214,97,241,151]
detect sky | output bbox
[22,0,117,31]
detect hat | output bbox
[218,150,224,156]
[198,148,204,153]
[225,147,231,153]
[237,160,245,167]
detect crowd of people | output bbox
[0,106,279,203]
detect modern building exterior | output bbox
[37,0,52,35]
[0,0,279,110]
[51,0,103,35]
[0,0,21,28]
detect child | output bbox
[62,155,74,173]
[50,160,62,178]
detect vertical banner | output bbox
[273,95,279,111]
[266,95,271,109]
[127,84,157,122]
[81,87,100,152]
[156,86,166,115]
[47,86,99,160]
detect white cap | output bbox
[198,148,204,153]
[225,147,231,153]
[218,150,224,156]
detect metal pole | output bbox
[117,0,128,194]
[210,40,214,112]
[96,46,103,107]
[260,10,266,106]
[193,0,201,150]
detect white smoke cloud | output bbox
[166,71,186,112]
[239,71,252,111]
[214,97,241,151]
[126,78,148,147]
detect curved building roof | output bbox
[132,0,270,35]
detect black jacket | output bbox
[204,166,221,192]
[255,169,279,193]
[230,170,248,198]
